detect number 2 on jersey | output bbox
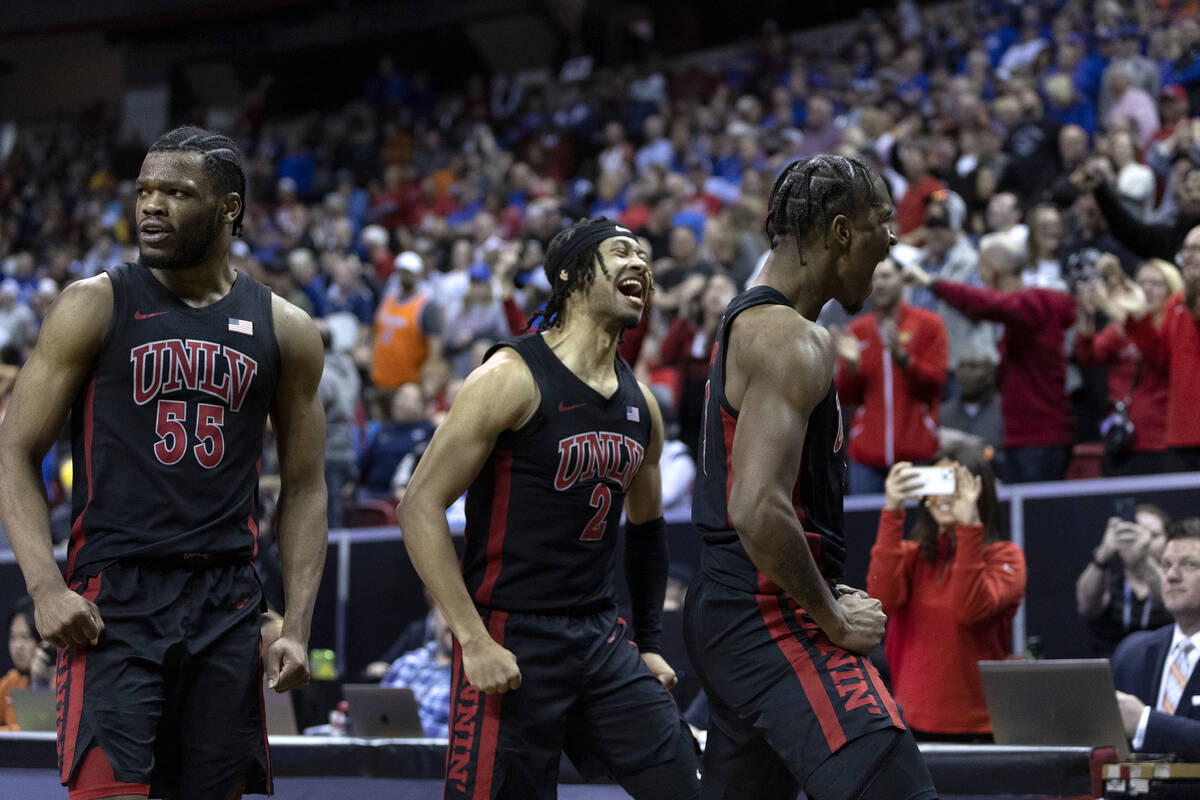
[580,483,611,541]
[154,399,226,468]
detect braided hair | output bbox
[148,126,248,236]
[764,154,878,265]
[526,217,615,332]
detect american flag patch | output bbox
[228,317,254,335]
[626,405,640,422]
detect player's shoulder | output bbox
[458,345,539,409]
[269,293,323,370]
[733,304,833,370]
[48,274,114,332]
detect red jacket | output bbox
[1125,291,1200,448]
[1074,324,1169,452]
[836,304,948,467]
[933,281,1076,447]
[867,510,1026,734]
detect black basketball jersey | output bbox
[67,262,280,578]
[692,286,847,593]
[461,335,652,614]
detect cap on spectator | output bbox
[925,204,952,229]
[394,251,423,274]
[1161,84,1187,102]
[468,262,491,282]
[0,278,18,296]
[361,225,388,249]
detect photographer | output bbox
[1076,505,1171,658]
[867,443,1026,741]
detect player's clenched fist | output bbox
[828,591,886,656]
[462,636,522,694]
[33,586,105,648]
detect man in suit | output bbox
[1113,518,1200,759]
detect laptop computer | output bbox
[341,684,425,738]
[978,659,1130,759]
[10,688,56,732]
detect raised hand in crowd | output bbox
[882,461,922,512]
[829,324,862,372]
[899,261,933,289]
[949,463,982,527]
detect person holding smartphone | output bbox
[1076,503,1171,657]
[867,443,1026,741]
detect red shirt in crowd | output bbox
[932,281,1076,448]
[867,510,1026,735]
[835,304,948,468]
[1074,324,1169,452]
[1125,291,1200,448]
[895,175,947,236]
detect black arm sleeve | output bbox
[1093,182,1183,261]
[623,516,668,655]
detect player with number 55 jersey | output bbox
[399,217,699,800]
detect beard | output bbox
[1187,277,1200,310]
[139,215,223,271]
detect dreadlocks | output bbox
[764,154,877,265]
[148,126,248,237]
[526,217,617,332]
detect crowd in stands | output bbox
[5,0,1200,741]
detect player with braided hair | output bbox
[685,156,939,799]
[401,217,698,798]
[0,125,326,799]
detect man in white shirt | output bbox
[1113,519,1200,759]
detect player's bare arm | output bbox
[0,276,112,648]
[624,382,676,688]
[398,348,538,693]
[726,307,885,655]
[267,294,328,692]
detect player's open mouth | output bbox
[618,276,645,308]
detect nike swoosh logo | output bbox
[558,401,585,412]
[134,311,167,320]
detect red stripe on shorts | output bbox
[59,573,103,784]
[864,659,906,730]
[473,611,508,800]
[756,593,847,752]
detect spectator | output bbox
[1023,204,1068,291]
[833,257,948,494]
[904,233,1076,483]
[867,446,1025,741]
[318,323,361,529]
[0,279,36,352]
[658,273,736,457]
[441,262,507,379]
[380,606,453,738]
[939,349,1004,456]
[1060,190,1140,288]
[1109,129,1156,217]
[1099,225,1200,470]
[372,251,443,390]
[359,383,434,499]
[909,201,999,371]
[1113,518,1200,761]
[1077,158,1200,262]
[3,596,53,731]
[1077,506,1171,658]
[1075,256,1179,476]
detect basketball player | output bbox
[398,217,700,799]
[0,127,328,800]
[684,155,939,799]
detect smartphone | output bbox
[908,466,956,496]
[1113,497,1138,523]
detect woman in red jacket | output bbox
[1074,256,1180,476]
[867,443,1026,741]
